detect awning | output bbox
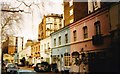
[72,51,79,57]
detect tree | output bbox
[0,2,23,73]
[1,2,23,42]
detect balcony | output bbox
[92,34,104,45]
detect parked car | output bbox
[51,63,58,73]
[34,62,51,72]
[16,69,36,74]
[5,63,19,74]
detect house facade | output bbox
[36,1,119,73]
[40,36,51,64]
[69,6,111,72]
[38,13,63,41]
[31,41,40,64]
[109,3,120,72]
[19,46,31,63]
[63,0,88,26]
[2,36,24,63]
[51,26,71,71]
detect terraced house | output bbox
[37,1,120,73]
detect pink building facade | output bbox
[69,7,111,72]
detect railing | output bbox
[92,34,104,45]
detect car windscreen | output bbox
[8,64,17,68]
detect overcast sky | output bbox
[0,0,63,43]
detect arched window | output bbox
[94,21,101,35]
[83,26,88,39]
[64,52,70,66]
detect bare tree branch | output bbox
[1,2,22,41]
[16,0,34,8]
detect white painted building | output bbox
[50,26,70,72]
[40,36,51,64]
[19,46,31,63]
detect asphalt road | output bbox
[2,66,63,74]
[2,72,61,74]
[19,66,62,74]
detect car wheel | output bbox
[10,71,15,74]
[7,72,10,74]
[14,71,17,74]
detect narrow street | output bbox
[1,0,120,73]
[19,66,61,74]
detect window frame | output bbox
[64,53,70,67]
[94,21,101,35]
[70,8,73,16]
[70,19,74,23]
[47,42,49,49]
[69,0,73,7]
[83,26,88,39]
[54,24,57,31]
[59,24,62,29]
[65,33,68,43]
[54,38,56,46]
[58,36,61,45]
[73,30,77,41]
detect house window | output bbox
[59,24,62,29]
[70,8,73,16]
[59,36,61,45]
[54,38,56,46]
[54,18,56,22]
[47,42,49,49]
[83,26,88,39]
[94,0,99,9]
[35,47,37,52]
[39,45,40,51]
[41,45,43,50]
[47,17,50,21]
[70,19,73,23]
[94,21,101,35]
[93,0,100,10]
[69,0,73,7]
[54,24,57,31]
[73,30,77,41]
[44,44,46,50]
[65,34,68,43]
[64,53,70,66]
[59,19,62,23]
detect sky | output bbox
[0,0,63,43]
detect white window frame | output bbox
[64,54,70,67]
[70,19,73,23]
[70,8,73,16]
[69,0,73,7]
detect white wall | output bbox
[40,36,51,63]
[19,46,31,61]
